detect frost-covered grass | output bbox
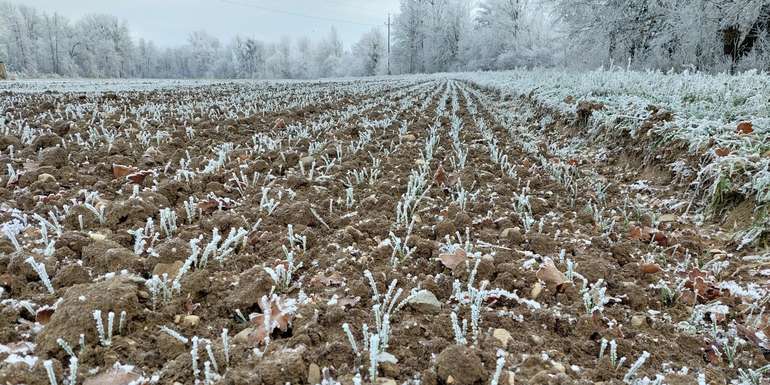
[456,68,770,246]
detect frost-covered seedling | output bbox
[582,279,611,315]
[489,349,506,385]
[128,228,147,256]
[345,187,355,209]
[737,364,770,385]
[44,359,57,385]
[93,310,115,346]
[145,274,172,310]
[623,351,650,383]
[191,336,200,381]
[25,257,55,294]
[159,208,177,238]
[388,227,416,267]
[513,189,535,233]
[57,338,76,357]
[2,223,23,252]
[221,328,230,365]
[264,246,303,292]
[67,356,78,385]
[287,224,307,253]
[83,202,106,224]
[342,272,412,378]
[159,325,189,344]
[259,187,280,215]
[183,196,198,224]
[6,164,19,186]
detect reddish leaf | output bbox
[439,248,467,270]
[36,306,55,325]
[536,258,569,287]
[640,263,662,274]
[274,118,286,129]
[434,165,447,186]
[112,164,137,179]
[737,121,753,134]
[83,365,146,385]
[126,171,150,184]
[248,295,296,345]
[715,147,730,157]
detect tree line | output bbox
[1,0,768,79]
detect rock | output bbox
[631,315,647,328]
[435,220,457,239]
[255,346,306,385]
[300,156,315,168]
[37,173,56,183]
[436,345,484,385]
[552,362,566,373]
[38,146,67,168]
[153,260,183,278]
[182,315,200,327]
[233,326,260,345]
[407,290,442,314]
[530,282,543,299]
[529,334,544,346]
[307,363,321,385]
[36,276,141,359]
[659,214,678,223]
[501,227,523,245]
[493,328,513,346]
[376,378,397,385]
[402,134,416,141]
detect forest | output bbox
[1,0,769,79]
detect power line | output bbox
[218,0,380,27]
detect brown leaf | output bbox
[715,147,730,157]
[628,226,667,246]
[337,296,360,308]
[433,165,447,185]
[83,365,145,385]
[640,263,662,274]
[36,306,55,325]
[274,118,286,129]
[248,295,296,345]
[536,258,569,287]
[197,199,219,214]
[112,164,137,179]
[439,248,467,270]
[737,121,753,134]
[126,171,150,184]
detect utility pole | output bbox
[386,13,391,75]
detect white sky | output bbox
[15,0,402,47]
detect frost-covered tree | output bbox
[352,28,386,76]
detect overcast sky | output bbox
[16,0,401,47]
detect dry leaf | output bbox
[639,263,662,274]
[36,306,55,325]
[434,165,447,185]
[126,171,150,184]
[83,365,145,385]
[737,121,753,134]
[715,147,730,157]
[112,164,137,179]
[439,248,467,270]
[248,295,296,345]
[536,258,569,287]
[628,226,668,246]
[274,118,286,129]
[337,296,360,308]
